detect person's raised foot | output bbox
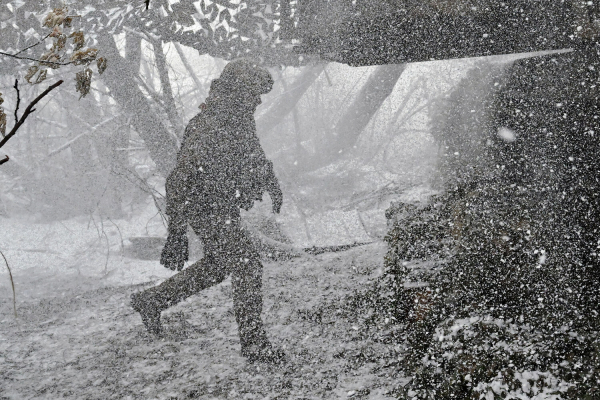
[131,292,162,335]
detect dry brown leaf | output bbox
[34,69,48,84]
[96,57,107,74]
[52,34,67,52]
[40,51,61,69]
[63,16,73,28]
[42,7,67,28]
[24,66,39,83]
[70,48,98,65]
[49,25,63,38]
[70,31,85,51]
[0,109,6,137]
[75,68,93,98]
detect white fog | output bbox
[1,1,599,399]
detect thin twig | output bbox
[0,249,17,318]
[111,167,166,201]
[152,38,183,134]
[87,213,111,276]
[356,211,373,239]
[107,217,125,253]
[46,116,116,157]
[0,80,63,150]
[288,193,312,241]
[155,198,168,227]
[122,25,159,42]
[0,51,94,67]
[173,42,204,92]
[145,210,165,235]
[0,155,8,165]
[87,184,109,231]
[99,216,110,276]
[14,33,52,56]
[13,79,20,123]
[34,116,68,129]
[0,51,71,66]
[47,132,88,157]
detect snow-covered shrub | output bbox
[382,180,600,399]
[380,51,600,398]
[380,185,462,322]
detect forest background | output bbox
[2,1,599,399]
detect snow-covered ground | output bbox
[0,203,408,399]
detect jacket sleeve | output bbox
[236,133,280,209]
[165,116,203,234]
[165,151,194,234]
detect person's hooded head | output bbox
[206,59,273,113]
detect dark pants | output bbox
[142,202,267,351]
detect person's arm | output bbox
[241,133,283,213]
[165,162,191,234]
[160,148,194,271]
[261,158,283,214]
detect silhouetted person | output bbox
[131,59,284,363]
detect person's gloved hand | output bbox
[269,185,283,214]
[160,231,189,271]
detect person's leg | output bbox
[131,253,228,334]
[231,252,267,351]
[132,209,230,334]
[226,224,285,362]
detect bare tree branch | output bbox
[13,80,20,123]
[46,116,116,158]
[0,249,17,318]
[14,33,52,56]
[0,80,64,151]
[96,32,177,176]
[173,42,204,92]
[152,38,183,135]
[0,50,71,67]
[0,155,9,165]
[256,64,325,134]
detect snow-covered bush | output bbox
[382,180,600,399]
[379,51,600,399]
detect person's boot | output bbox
[240,330,287,364]
[131,291,163,335]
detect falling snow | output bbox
[1,1,600,399]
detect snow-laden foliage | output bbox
[0,0,301,72]
[3,0,592,70]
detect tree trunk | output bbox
[97,33,178,177]
[309,63,406,170]
[256,64,325,135]
[153,39,184,137]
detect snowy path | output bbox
[1,242,403,399]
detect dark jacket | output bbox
[165,80,279,233]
